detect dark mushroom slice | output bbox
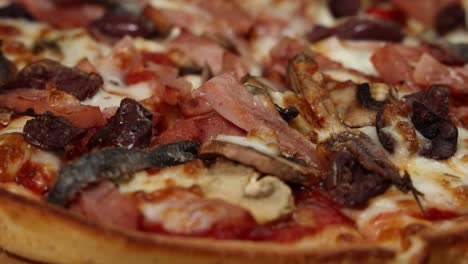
[47,141,200,205]
[199,140,318,185]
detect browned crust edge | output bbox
[0,188,396,264]
[410,222,468,264]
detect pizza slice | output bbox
[0,0,466,263]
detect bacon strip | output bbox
[198,73,321,167]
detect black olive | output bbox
[88,98,153,149]
[23,112,86,151]
[10,59,102,100]
[275,104,299,122]
[178,66,204,76]
[356,83,389,111]
[0,3,34,20]
[435,3,466,35]
[334,18,404,42]
[328,0,361,18]
[89,13,155,40]
[305,25,334,43]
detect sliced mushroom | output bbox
[330,82,396,128]
[287,53,345,139]
[199,139,318,186]
[200,160,294,224]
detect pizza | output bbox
[0,0,467,263]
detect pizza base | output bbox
[1,189,468,264]
[0,188,397,264]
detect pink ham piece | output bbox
[413,54,468,93]
[155,112,245,145]
[371,44,415,84]
[372,44,468,94]
[17,0,104,29]
[70,181,140,229]
[191,0,253,35]
[169,32,225,74]
[0,88,105,129]
[198,73,322,167]
[391,0,457,25]
[169,32,248,78]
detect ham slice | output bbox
[169,32,225,74]
[391,0,457,25]
[139,187,255,238]
[0,88,105,129]
[169,32,247,78]
[17,0,104,29]
[371,44,415,84]
[70,181,139,229]
[413,54,468,93]
[372,44,468,94]
[198,73,321,167]
[191,0,253,35]
[155,112,245,145]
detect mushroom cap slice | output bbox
[200,161,294,224]
[199,140,318,185]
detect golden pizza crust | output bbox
[1,188,468,264]
[0,188,395,264]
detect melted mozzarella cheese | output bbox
[1,19,104,68]
[216,135,280,156]
[118,165,203,194]
[360,127,468,213]
[311,37,384,76]
[0,116,33,135]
